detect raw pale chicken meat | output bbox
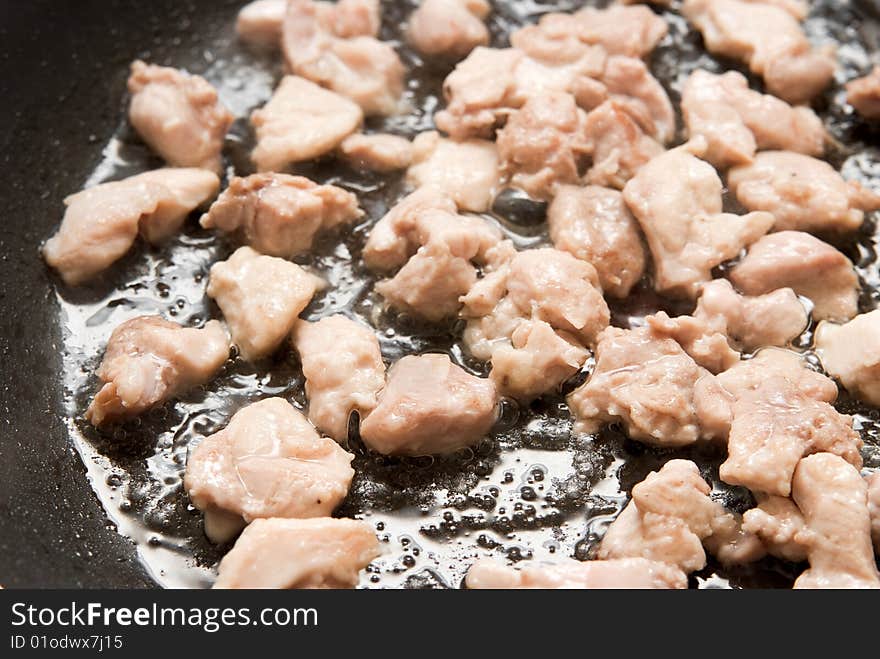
[646,311,741,374]
[43,168,220,285]
[237,0,380,48]
[127,61,233,172]
[681,69,825,169]
[548,184,646,298]
[847,67,880,121]
[86,317,229,426]
[185,398,355,544]
[213,517,379,588]
[729,231,859,322]
[199,173,362,258]
[682,0,835,104]
[742,495,808,562]
[406,132,501,212]
[250,75,363,171]
[728,151,880,233]
[867,472,880,553]
[359,354,498,456]
[815,310,880,406]
[236,0,287,48]
[622,144,774,298]
[465,557,687,589]
[791,454,880,589]
[291,315,386,442]
[206,247,318,360]
[407,0,489,58]
[338,133,413,171]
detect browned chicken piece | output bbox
[406,132,501,212]
[407,0,490,58]
[815,310,880,406]
[199,173,362,259]
[236,0,287,48]
[185,398,355,544]
[708,349,862,497]
[251,76,363,172]
[547,185,646,298]
[847,67,880,121]
[282,0,403,115]
[213,517,380,589]
[567,325,730,447]
[86,316,229,426]
[742,495,808,562]
[338,133,413,171]
[206,247,319,361]
[622,144,774,299]
[127,61,233,173]
[867,472,880,553]
[43,168,220,285]
[291,315,386,442]
[682,0,835,105]
[791,454,880,589]
[599,460,764,573]
[681,69,825,169]
[728,151,880,233]
[359,354,499,456]
[465,557,687,589]
[729,231,859,322]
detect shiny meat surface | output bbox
[184,398,355,543]
[236,0,287,48]
[815,310,880,406]
[465,557,687,589]
[742,495,808,562]
[406,0,489,58]
[338,133,413,171]
[847,66,880,121]
[86,316,229,426]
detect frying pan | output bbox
[1,0,879,589]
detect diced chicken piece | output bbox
[496,92,590,201]
[291,315,386,442]
[206,247,318,361]
[847,67,880,121]
[185,398,355,543]
[127,61,233,172]
[681,69,825,169]
[465,557,687,589]
[237,0,380,49]
[407,132,500,212]
[43,168,220,285]
[250,75,363,172]
[709,349,862,496]
[199,173,362,259]
[359,354,498,456]
[742,495,808,562]
[548,185,646,298]
[85,317,229,426]
[682,0,835,105]
[567,325,729,447]
[599,460,763,573]
[867,472,880,553]
[236,0,287,48]
[791,454,880,589]
[729,231,859,322]
[646,311,740,374]
[728,151,880,233]
[622,145,774,298]
[213,517,379,588]
[338,133,413,172]
[407,0,489,58]
[815,310,880,406]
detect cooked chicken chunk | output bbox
[407,0,489,58]
[127,61,233,173]
[791,454,880,589]
[729,231,859,322]
[206,247,318,360]
[213,517,379,588]
[199,173,362,258]
[867,472,880,553]
[43,168,220,285]
[742,495,808,562]
[185,398,354,543]
[359,354,498,456]
[250,75,363,172]
[465,557,687,589]
[622,145,774,298]
[815,310,880,406]
[338,133,413,171]
[237,0,380,48]
[847,67,880,121]
[86,317,229,426]
[681,69,825,169]
[291,315,386,442]
[236,0,287,48]
[682,0,835,104]
[728,151,880,233]
[406,132,501,212]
